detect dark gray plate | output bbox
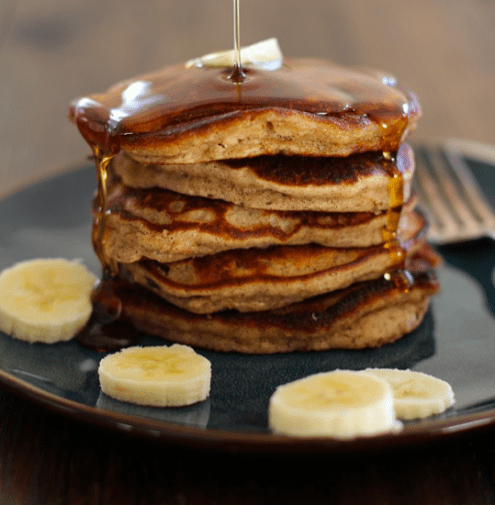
[0,143,494,453]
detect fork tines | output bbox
[414,145,495,244]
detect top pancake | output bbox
[69,58,420,164]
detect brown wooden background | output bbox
[1,0,495,503]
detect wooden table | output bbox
[1,388,494,505]
[0,0,495,503]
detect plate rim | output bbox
[0,366,494,454]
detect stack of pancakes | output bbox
[71,58,440,353]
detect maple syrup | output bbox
[382,152,404,265]
[76,271,139,351]
[90,145,118,274]
[228,0,245,83]
[380,150,412,293]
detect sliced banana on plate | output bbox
[364,368,455,420]
[186,37,283,70]
[98,344,212,407]
[268,370,398,438]
[0,258,96,343]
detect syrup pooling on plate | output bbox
[77,272,140,352]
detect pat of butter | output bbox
[186,38,283,71]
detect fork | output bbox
[414,142,495,317]
[413,143,495,244]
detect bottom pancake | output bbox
[103,260,439,354]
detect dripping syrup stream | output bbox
[91,145,117,274]
[384,164,404,266]
[229,0,245,83]
[76,145,141,351]
[381,151,410,292]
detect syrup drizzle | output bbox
[91,145,117,274]
[228,0,245,83]
[77,145,126,350]
[381,151,411,293]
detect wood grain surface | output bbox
[0,388,494,505]
[0,1,495,503]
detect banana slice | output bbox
[0,258,96,343]
[268,370,398,438]
[186,37,283,70]
[98,344,212,407]
[364,368,455,420]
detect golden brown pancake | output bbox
[69,59,419,165]
[111,257,439,354]
[112,143,414,213]
[70,54,436,353]
[102,175,418,263]
[119,209,427,314]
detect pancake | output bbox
[109,255,439,354]
[69,59,419,166]
[120,209,427,314]
[70,52,437,354]
[112,143,414,213]
[102,175,418,263]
